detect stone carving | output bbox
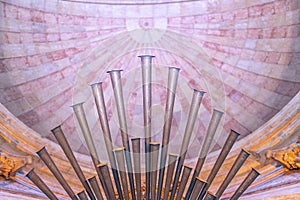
[0,150,28,179]
[266,133,300,170]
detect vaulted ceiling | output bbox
[1,0,299,160]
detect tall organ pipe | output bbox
[26,169,58,200]
[163,154,178,200]
[114,147,130,200]
[139,55,155,200]
[91,82,123,199]
[36,147,78,200]
[88,176,104,200]
[157,67,180,200]
[150,142,160,200]
[170,90,205,200]
[51,126,96,200]
[108,70,136,200]
[132,138,142,200]
[185,109,223,200]
[197,130,240,199]
[175,165,192,200]
[230,168,260,200]
[215,149,250,199]
[72,103,110,199]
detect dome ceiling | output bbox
[0,0,299,160]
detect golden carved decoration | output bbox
[0,150,29,179]
[266,133,300,170]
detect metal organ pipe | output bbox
[170,90,205,200]
[108,70,136,200]
[157,67,180,200]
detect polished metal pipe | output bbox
[36,147,78,200]
[230,168,260,200]
[198,130,239,199]
[88,176,104,200]
[91,82,123,199]
[215,149,250,199]
[150,142,160,200]
[185,109,223,200]
[51,126,96,200]
[190,178,206,200]
[170,90,205,200]
[78,191,88,200]
[175,165,192,200]
[26,169,58,200]
[132,138,142,200]
[98,163,116,200]
[114,147,130,200]
[163,153,178,200]
[108,70,136,200]
[72,103,110,199]
[203,192,216,200]
[139,55,155,200]
[157,67,180,200]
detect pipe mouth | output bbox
[183,165,193,169]
[88,176,96,181]
[149,142,160,145]
[113,147,125,152]
[107,69,123,74]
[36,146,46,155]
[241,149,251,156]
[169,153,179,157]
[138,55,155,58]
[26,168,35,177]
[131,137,141,141]
[192,89,206,95]
[71,102,84,108]
[90,82,102,88]
[51,125,62,134]
[169,66,181,71]
[196,177,207,183]
[230,129,241,136]
[212,109,224,115]
[97,162,108,168]
[251,168,260,175]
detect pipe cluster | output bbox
[26,55,259,200]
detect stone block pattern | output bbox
[0,0,299,159]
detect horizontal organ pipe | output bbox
[203,192,216,200]
[36,147,78,200]
[108,70,136,200]
[197,130,240,199]
[215,149,250,199]
[51,126,95,200]
[26,169,58,200]
[157,67,180,200]
[230,168,260,200]
[91,82,123,200]
[185,109,223,200]
[170,90,205,200]
[72,103,110,199]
